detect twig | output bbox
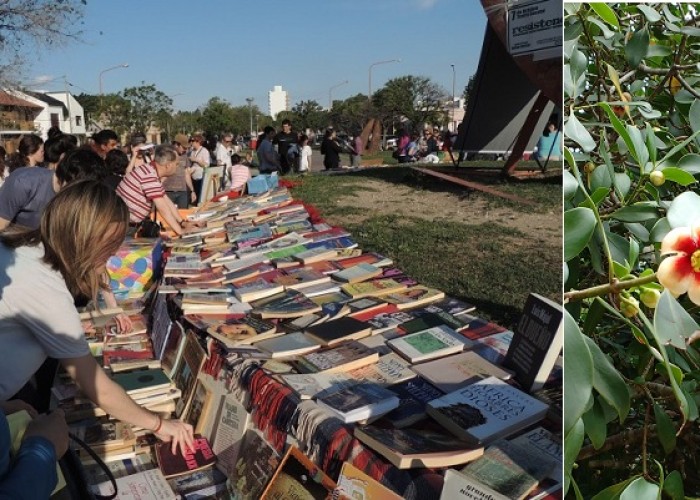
[578,425,657,460]
[642,404,650,477]
[564,273,658,302]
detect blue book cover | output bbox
[384,376,444,428]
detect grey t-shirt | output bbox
[0,167,56,228]
[0,243,89,400]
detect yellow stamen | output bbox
[692,250,700,273]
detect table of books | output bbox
[53,182,563,500]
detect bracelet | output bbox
[153,414,163,433]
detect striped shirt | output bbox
[229,164,251,191]
[116,163,165,223]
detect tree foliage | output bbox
[564,3,700,498]
[372,75,448,132]
[120,82,173,134]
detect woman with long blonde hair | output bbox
[0,180,194,456]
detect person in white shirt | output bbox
[298,134,312,174]
[188,134,211,204]
[214,133,233,190]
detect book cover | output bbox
[331,262,382,283]
[382,286,445,310]
[93,469,177,499]
[472,331,514,365]
[227,429,281,499]
[161,321,186,378]
[83,454,153,488]
[69,420,136,452]
[461,317,508,341]
[333,252,393,269]
[400,309,468,334]
[347,352,417,386]
[353,426,483,470]
[346,296,389,315]
[260,446,336,499]
[112,368,172,396]
[429,296,477,316]
[317,383,400,423]
[383,376,445,428]
[295,341,379,373]
[334,462,403,500]
[413,351,514,394]
[293,246,339,264]
[426,377,549,445]
[210,395,251,476]
[303,316,373,347]
[156,434,217,479]
[460,439,558,500]
[280,372,355,400]
[341,279,406,298]
[251,290,323,319]
[387,325,468,363]
[173,331,207,418]
[207,317,278,347]
[367,310,417,334]
[439,469,508,500]
[273,267,330,290]
[167,468,228,499]
[503,293,563,392]
[255,331,321,358]
[509,427,562,498]
[185,380,215,434]
[349,303,400,323]
[232,278,285,303]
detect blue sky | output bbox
[27,0,487,113]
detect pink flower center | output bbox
[692,249,700,273]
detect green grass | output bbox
[288,167,562,329]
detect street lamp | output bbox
[245,98,254,137]
[368,59,400,102]
[98,63,128,106]
[450,64,456,132]
[328,80,349,110]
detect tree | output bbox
[462,75,475,110]
[0,0,86,84]
[564,3,700,497]
[288,100,327,132]
[198,97,236,136]
[329,94,369,135]
[120,83,173,134]
[372,75,448,133]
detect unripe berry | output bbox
[640,289,661,308]
[649,171,665,187]
[620,296,640,318]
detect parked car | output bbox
[383,135,398,150]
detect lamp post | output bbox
[245,98,254,137]
[98,63,128,105]
[328,80,349,111]
[450,64,456,132]
[368,59,400,102]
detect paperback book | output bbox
[280,372,355,400]
[155,435,217,479]
[317,383,400,423]
[334,462,403,500]
[227,429,281,499]
[92,469,177,500]
[260,446,337,499]
[295,340,379,373]
[251,290,323,319]
[303,316,373,347]
[381,286,445,310]
[210,395,251,476]
[255,331,321,358]
[341,279,407,298]
[383,376,445,428]
[206,317,279,347]
[509,427,562,499]
[412,351,514,394]
[346,352,417,386]
[387,325,471,363]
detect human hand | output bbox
[0,400,38,418]
[190,192,197,203]
[24,409,69,458]
[155,418,195,456]
[111,313,133,334]
[82,320,96,335]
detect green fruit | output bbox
[640,289,661,308]
[620,296,640,318]
[584,162,596,173]
[650,171,665,187]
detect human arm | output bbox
[185,167,197,204]
[100,281,132,334]
[153,196,185,236]
[60,354,194,455]
[0,218,8,231]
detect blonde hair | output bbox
[0,180,129,301]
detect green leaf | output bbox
[565,207,597,261]
[650,217,671,243]
[690,100,700,148]
[677,153,700,174]
[564,311,594,433]
[614,172,632,198]
[583,298,605,336]
[628,124,649,166]
[590,187,610,207]
[654,290,699,349]
[565,113,596,152]
[620,477,659,500]
[590,3,620,29]
[583,336,631,422]
[590,165,612,191]
[662,4,680,22]
[647,44,673,58]
[564,417,585,495]
[588,17,615,39]
[653,404,677,455]
[609,204,658,222]
[662,471,684,500]
[570,48,588,82]
[625,26,649,67]
[660,166,696,186]
[581,398,607,448]
[564,170,579,200]
[628,236,639,268]
[599,103,637,164]
[591,477,638,500]
[645,123,657,164]
[667,191,700,228]
[637,5,661,22]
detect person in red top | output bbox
[116,145,199,236]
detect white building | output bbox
[46,91,87,140]
[268,85,289,120]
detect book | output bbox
[232,278,285,303]
[70,420,137,453]
[503,293,563,392]
[367,310,417,334]
[426,377,549,445]
[346,296,389,316]
[167,468,228,499]
[317,383,400,423]
[293,246,339,264]
[295,341,379,374]
[206,317,279,347]
[172,331,207,418]
[255,331,321,358]
[387,325,470,363]
[6,410,66,495]
[412,351,514,393]
[273,267,331,290]
[383,376,445,428]
[93,469,177,499]
[334,462,403,500]
[251,290,323,319]
[353,425,484,469]
[210,395,251,476]
[333,252,393,269]
[533,386,562,427]
[260,446,336,499]
[227,429,281,499]
[303,316,373,347]
[341,279,407,298]
[382,286,446,310]
[161,320,186,379]
[331,262,383,283]
[472,331,514,364]
[440,469,508,500]
[185,380,215,434]
[461,317,508,341]
[431,296,477,316]
[156,434,217,479]
[459,439,557,500]
[399,309,469,334]
[112,368,173,396]
[83,454,153,488]
[280,372,355,400]
[509,427,562,499]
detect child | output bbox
[298,134,312,174]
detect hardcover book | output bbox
[260,446,336,499]
[334,462,403,500]
[295,341,379,373]
[426,377,549,446]
[341,279,407,298]
[387,325,470,363]
[412,351,514,393]
[353,425,483,469]
[382,286,445,310]
[156,434,217,479]
[459,439,558,500]
[303,316,373,347]
[383,376,445,428]
[317,383,400,423]
[227,429,281,500]
[503,293,563,392]
[93,469,177,500]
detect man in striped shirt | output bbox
[116,145,199,236]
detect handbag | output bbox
[136,205,162,238]
[69,432,118,499]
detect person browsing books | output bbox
[0,181,195,456]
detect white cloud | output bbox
[32,75,54,84]
[416,0,439,9]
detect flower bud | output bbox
[620,296,640,318]
[640,289,661,308]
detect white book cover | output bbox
[255,331,320,358]
[281,372,355,399]
[348,353,417,386]
[413,351,513,394]
[93,469,176,499]
[222,253,269,273]
[427,376,548,445]
[439,469,508,500]
[211,395,251,477]
[387,325,467,363]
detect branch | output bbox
[673,72,700,100]
[578,425,656,461]
[564,273,658,302]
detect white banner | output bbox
[507,0,562,57]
